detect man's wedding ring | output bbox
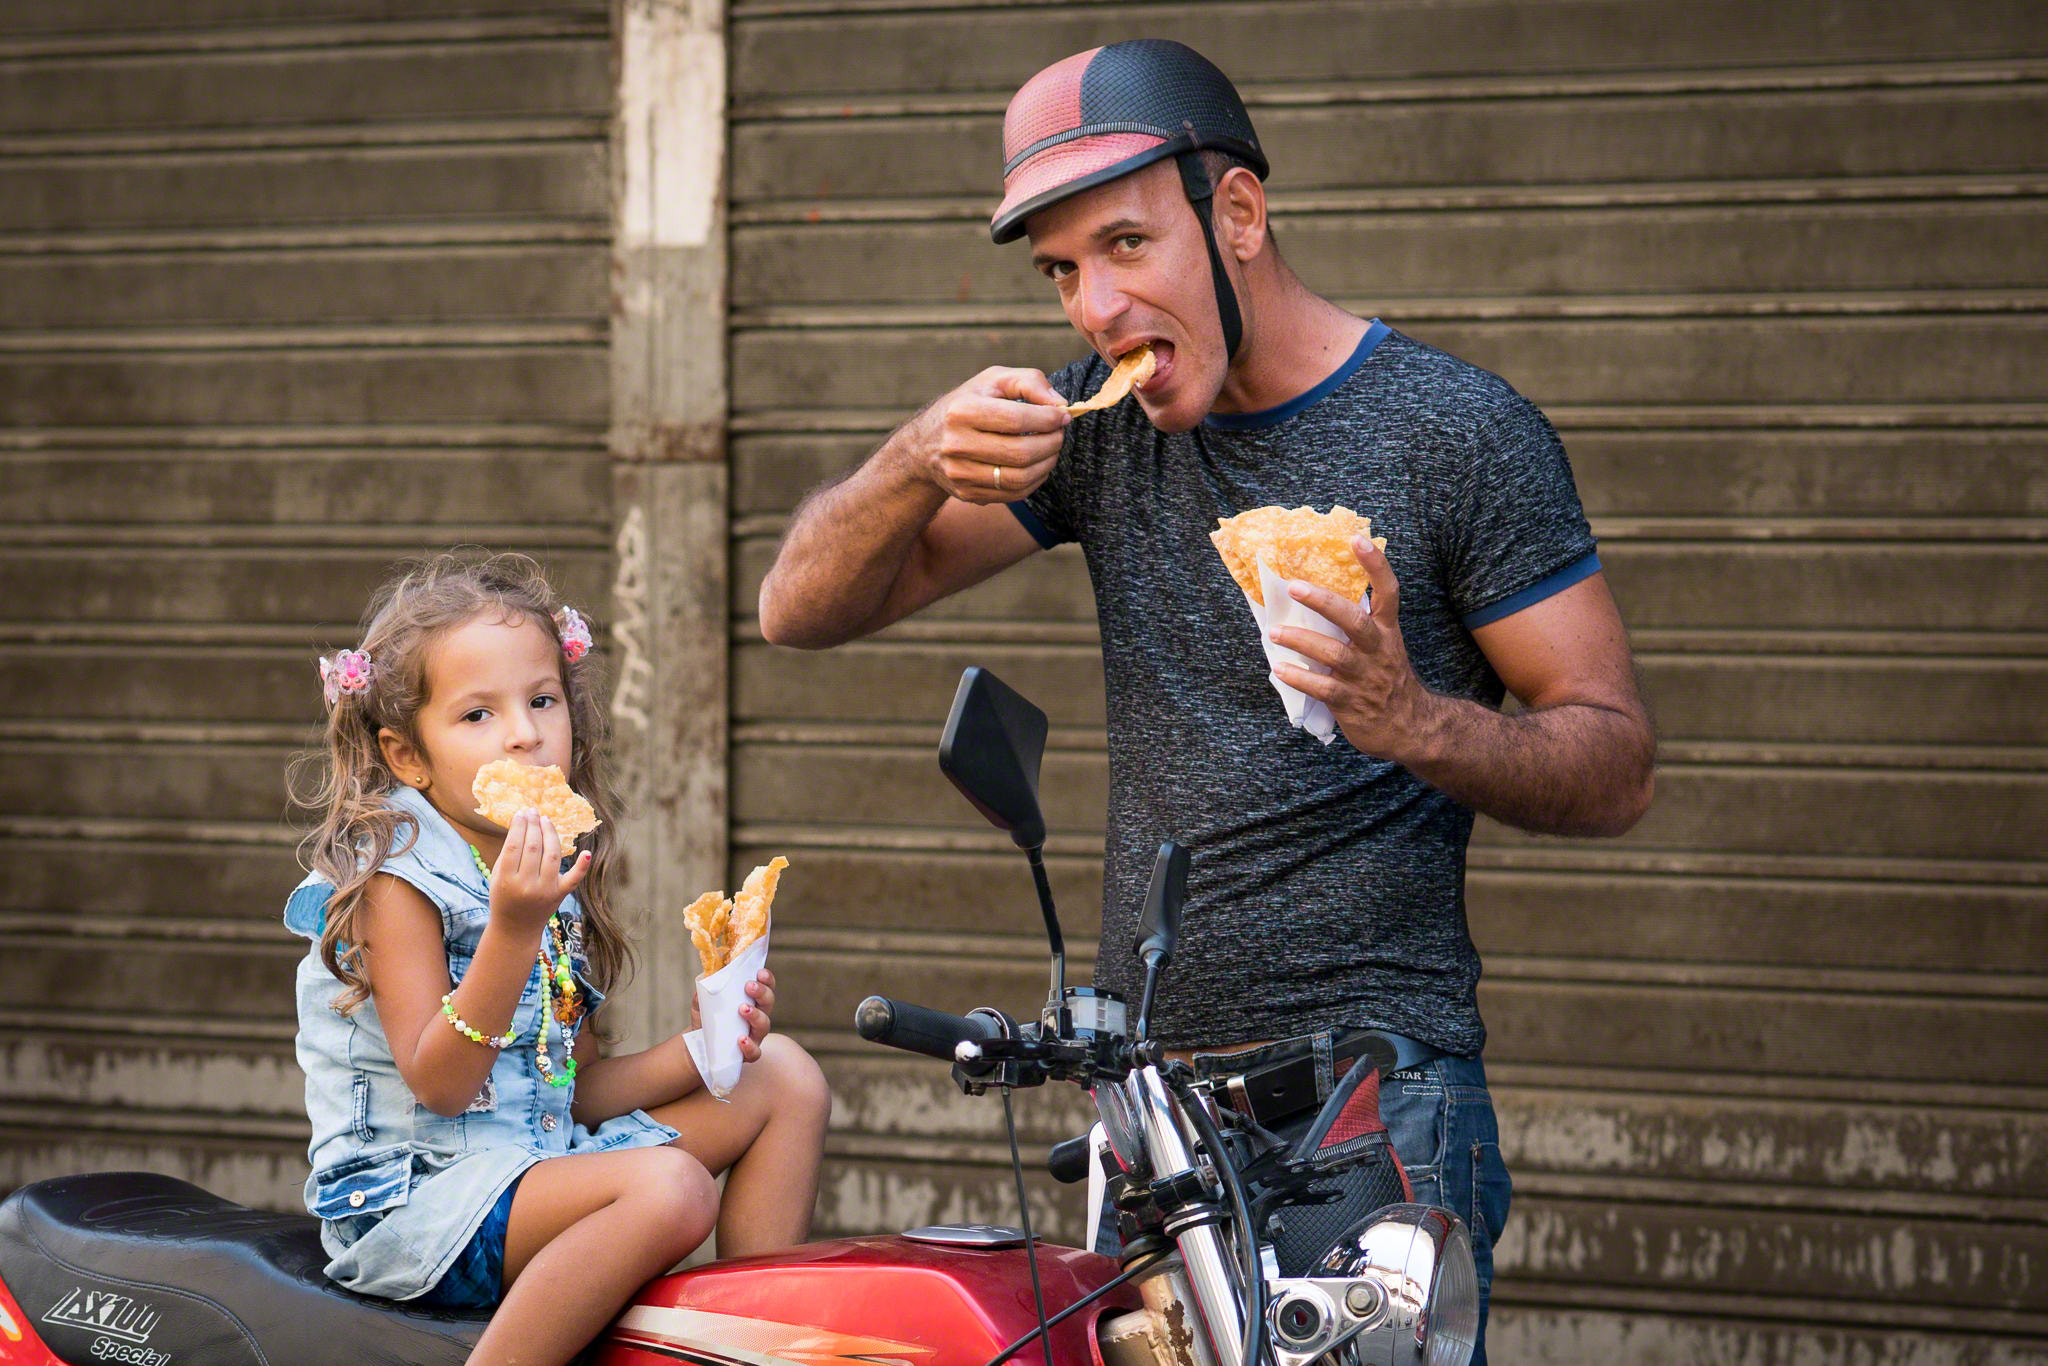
[991,464,1004,491]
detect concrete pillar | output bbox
[607,0,727,1052]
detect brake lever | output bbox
[953,1035,1051,1082]
[947,1010,1030,1094]
[951,1022,1120,1094]
[961,1032,1165,1082]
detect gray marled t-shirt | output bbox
[1011,322,1598,1054]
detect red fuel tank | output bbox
[587,1233,1137,1366]
[0,1271,65,1366]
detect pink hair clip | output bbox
[556,606,594,662]
[319,649,374,707]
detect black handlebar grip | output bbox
[1046,1133,1095,1185]
[854,996,1003,1063]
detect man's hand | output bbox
[1268,535,1439,763]
[903,367,1070,504]
[1271,536,1655,835]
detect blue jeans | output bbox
[1092,1052,1510,1366]
[1378,1055,1511,1366]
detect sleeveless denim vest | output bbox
[284,784,677,1301]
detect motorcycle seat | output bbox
[0,1171,486,1366]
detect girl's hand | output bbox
[689,967,776,1062]
[738,968,776,1062]
[489,808,590,934]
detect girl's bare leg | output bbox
[647,1033,832,1256]
[465,1145,717,1366]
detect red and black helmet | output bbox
[992,40,1266,243]
[991,40,1268,358]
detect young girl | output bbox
[285,552,831,1365]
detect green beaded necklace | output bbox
[467,843,582,1088]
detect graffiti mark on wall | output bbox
[612,503,653,733]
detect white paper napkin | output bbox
[1237,555,1364,746]
[683,928,771,1101]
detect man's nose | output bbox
[1071,264,1129,336]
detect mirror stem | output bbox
[1134,959,1163,1043]
[1026,844,1065,1015]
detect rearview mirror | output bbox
[1134,841,1188,969]
[938,667,1049,851]
[1131,841,1188,1042]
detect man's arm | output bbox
[759,367,1068,649]
[1273,539,1655,837]
[1431,571,1654,835]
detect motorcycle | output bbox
[0,667,1478,1366]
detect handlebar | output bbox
[854,995,1003,1063]
[1046,1133,1094,1184]
[854,993,1257,1366]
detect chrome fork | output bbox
[1128,1066,1246,1366]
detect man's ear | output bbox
[1216,166,1267,263]
[379,727,429,791]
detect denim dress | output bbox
[284,784,679,1301]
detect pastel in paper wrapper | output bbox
[685,928,771,1101]
[1240,555,1362,746]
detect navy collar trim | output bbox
[1203,318,1391,431]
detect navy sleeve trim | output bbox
[1460,551,1602,628]
[1007,498,1065,550]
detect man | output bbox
[760,40,1654,1360]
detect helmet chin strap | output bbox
[1176,151,1245,361]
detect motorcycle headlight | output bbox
[1311,1203,1479,1366]
[1421,1222,1478,1366]
[1092,1077,1147,1178]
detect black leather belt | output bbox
[1196,1027,1445,1129]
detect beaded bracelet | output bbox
[441,992,517,1049]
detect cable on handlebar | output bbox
[999,1088,1054,1366]
[1171,1072,1274,1366]
[978,1247,1174,1366]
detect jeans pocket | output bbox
[311,1143,413,1224]
[1379,1062,1449,1192]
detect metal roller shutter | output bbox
[729,2,2048,1361]
[0,0,615,1208]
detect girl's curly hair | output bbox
[289,551,630,1015]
